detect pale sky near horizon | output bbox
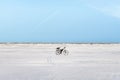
[0,0,120,43]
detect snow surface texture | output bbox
[0,44,120,80]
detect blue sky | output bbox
[0,0,120,43]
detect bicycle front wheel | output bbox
[63,50,69,55]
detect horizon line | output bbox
[0,42,120,44]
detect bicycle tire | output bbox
[56,50,61,55]
[63,50,69,55]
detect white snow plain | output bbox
[0,44,120,80]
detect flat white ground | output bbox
[0,44,120,80]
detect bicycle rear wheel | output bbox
[56,50,61,55]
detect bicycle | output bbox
[55,47,69,55]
